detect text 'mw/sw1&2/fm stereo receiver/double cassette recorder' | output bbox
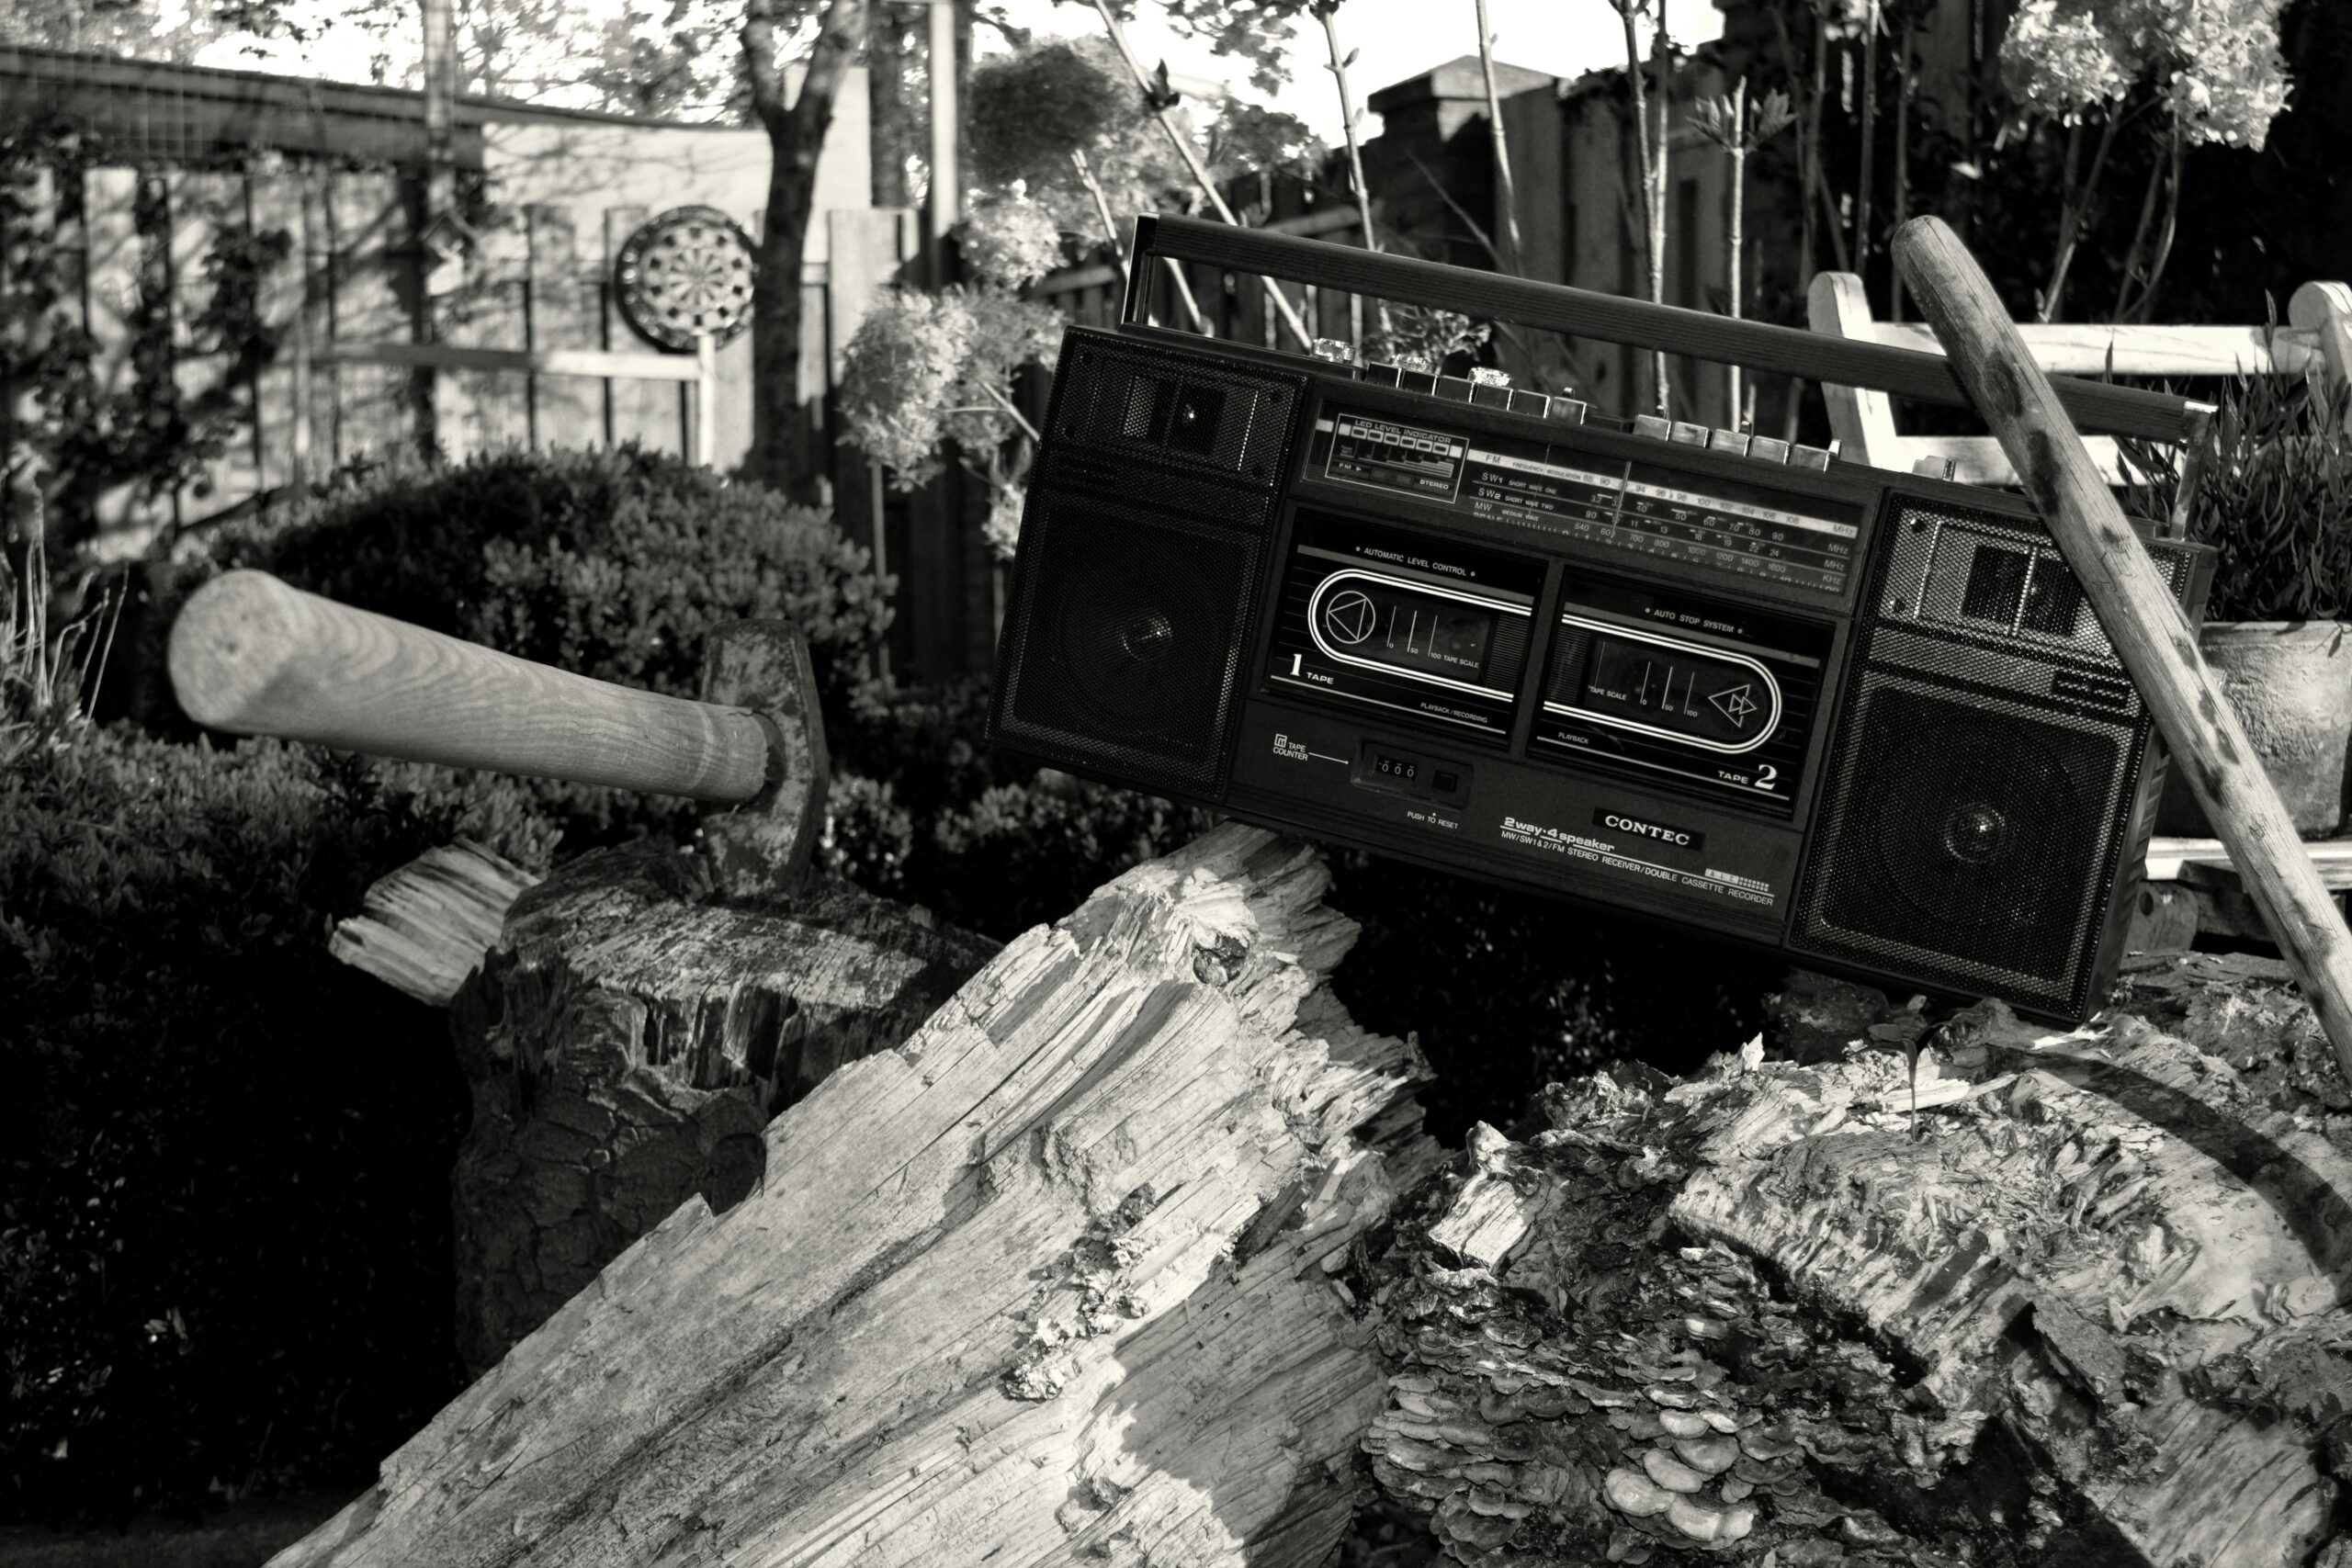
[988,216,2215,1023]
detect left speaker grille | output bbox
[993,489,1262,798]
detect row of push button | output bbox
[1629,414,1836,472]
[1310,338,1838,474]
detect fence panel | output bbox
[442,207,532,460]
[249,170,309,496]
[328,167,415,469]
[170,169,258,524]
[524,203,598,453]
[0,164,52,523]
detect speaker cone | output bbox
[1861,716,2083,933]
[1798,680,2123,1005]
[1056,540,1224,743]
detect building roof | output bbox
[1366,54,1556,114]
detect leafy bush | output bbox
[0,724,557,1522]
[143,446,894,849]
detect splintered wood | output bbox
[328,838,540,1005]
[271,823,1438,1568]
[445,841,1001,1373]
[1365,955,2352,1568]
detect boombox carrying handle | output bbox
[1121,213,2209,446]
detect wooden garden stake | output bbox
[1894,214,2352,1086]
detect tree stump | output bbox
[1363,952,2352,1567]
[442,840,1002,1372]
[272,823,1439,1567]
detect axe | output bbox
[167,569,829,900]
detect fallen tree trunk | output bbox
[1364,953,2352,1567]
[273,823,1439,1568]
[444,840,1001,1371]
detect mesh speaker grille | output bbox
[1792,673,2135,1016]
[992,489,1262,797]
[1053,337,1300,483]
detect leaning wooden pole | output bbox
[1894,213,2352,1086]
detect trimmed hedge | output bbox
[1,725,557,1521]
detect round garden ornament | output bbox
[613,205,757,351]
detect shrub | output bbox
[2122,370,2352,622]
[142,446,894,851]
[0,724,557,1522]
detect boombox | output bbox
[989,217,2213,1023]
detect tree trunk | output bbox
[1363,955,2352,1567]
[744,0,865,503]
[269,824,1438,1567]
[442,840,1001,1373]
[866,3,919,209]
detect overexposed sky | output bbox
[1006,0,1724,141]
[192,0,1725,141]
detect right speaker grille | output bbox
[1788,493,2196,1020]
[1793,675,2131,1011]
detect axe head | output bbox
[696,622,830,902]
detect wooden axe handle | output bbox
[1893,216,2352,1078]
[169,569,773,804]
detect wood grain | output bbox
[1893,214,2352,1090]
[329,840,541,1006]
[169,569,772,804]
[1130,213,2205,442]
[268,824,1438,1567]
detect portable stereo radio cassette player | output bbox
[989,216,2215,1023]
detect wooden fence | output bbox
[0,162,914,563]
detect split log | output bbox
[272,823,1439,1568]
[444,839,1001,1372]
[1363,953,2352,1567]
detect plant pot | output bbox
[2156,620,2352,839]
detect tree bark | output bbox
[1363,955,2352,1566]
[442,839,1000,1373]
[270,824,1437,1567]
[865,1,918,209]
[744,0,866,503]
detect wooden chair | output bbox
[1807,273,2352,531]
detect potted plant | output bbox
[2125,367,2352,836]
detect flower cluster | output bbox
[958,192,1067,290]
[1999,0,2289,148]
[836,287,1061,491]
